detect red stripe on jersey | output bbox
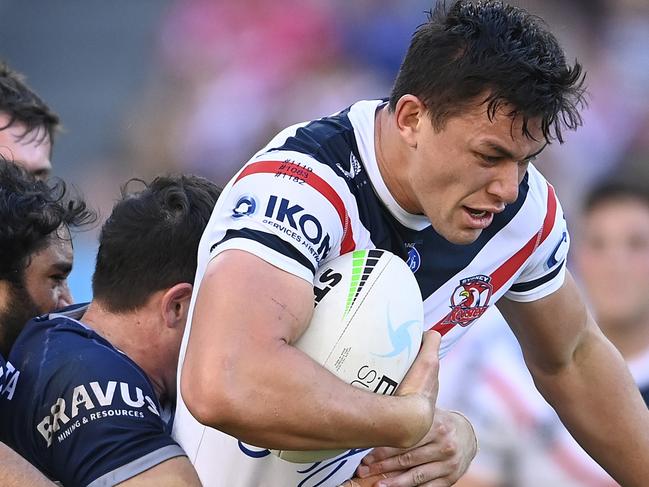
[234,161,355,254]
[490,184,557,292]
[433,184,558,336]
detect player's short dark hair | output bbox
[0,62,60,146]
[389,0,586,143]
[92,174,221,312]
[0,160,94,282]
[583,179,649,215]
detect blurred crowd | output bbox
[3,0,649,299]
[2,0,649,485]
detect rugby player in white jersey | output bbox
[174,2,649,486]
[0,161,92,487]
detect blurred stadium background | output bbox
[1,0,647,307]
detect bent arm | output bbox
[0,442,55,487]
[181,250,437,451]
[116,457,201,486]
[498,271,649,487]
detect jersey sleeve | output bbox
[29,344,184,487]
[505,184,570,303]
[201,152,355,283]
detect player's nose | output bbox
[487,162,520,204]
[57,284,73,309]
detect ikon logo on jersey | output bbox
[439,275,493,327]
[232,195,257,218]
[262,195,332,262]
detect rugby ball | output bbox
[272,249,424,463]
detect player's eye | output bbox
[480,154,503,164]
[50,274,67,283]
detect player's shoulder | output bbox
[238,99,382,187]
[11,304,151,390]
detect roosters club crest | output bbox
[440,275,493,327]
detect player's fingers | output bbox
[418,481,457,487]
[357,443,450,478]
[364,464,454,487]
[338,472,400,487]
[360,447,399,465]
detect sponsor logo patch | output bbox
[36,380,160,447]
[406,245,421,273]
[232,195,257,218]
[336,152,362,179]
[547,230,568,269]
[0,361,19,401]
[262,195,332,262]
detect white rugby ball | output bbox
[272,249,424,463]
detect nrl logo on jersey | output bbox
[439,275,493,327]
[336,152,362,179]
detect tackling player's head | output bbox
[90,174,220,399]
[0,63,60,179]
[381,1,586,245]
[575,179,649,334]
[0,160,93,356]
[92,174,220,312]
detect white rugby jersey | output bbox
[173,99,569,487]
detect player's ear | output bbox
[394,94,425,149]
[161,282,193,329]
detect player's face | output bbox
[0,228,73,353]
[407,103,545,245]
[0,112,52,180]
[22,227,74,314]
[576,198,649,329]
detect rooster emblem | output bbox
[440,275,493,328]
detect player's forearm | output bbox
[183,252,436,451]
[531,329,649,487]
[182,341,433,450]
[0,442,55,487]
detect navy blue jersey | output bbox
[641,385,649,408]
[0,353,19,443]
[0,304,185,487]
[0,354,20,443]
